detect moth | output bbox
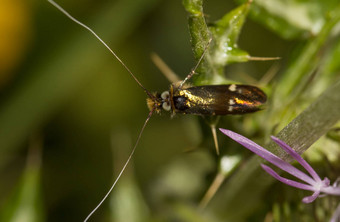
[148,84,266,116]
[48,1,267,221]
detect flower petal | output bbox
[302,190,320,203]
[321,185,340,196]
[271,136,321,183]
[261,164,315,191]
[219,129,315,185]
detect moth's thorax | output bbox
[175,89,215,107]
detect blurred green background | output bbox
[0,0,339,221]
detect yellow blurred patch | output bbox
[0,0,32,88]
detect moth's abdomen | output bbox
[172,84,267,116]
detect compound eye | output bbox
[161,91,170,100]
[162,102,171,111]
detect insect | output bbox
[48,0,267,221]
[148,84,266,116]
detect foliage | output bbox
[0,0,339,221]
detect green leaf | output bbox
[240,0,340,39]
[210,1,251,65]
[183,0,254,85]
[269,5,340,131]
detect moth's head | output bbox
[146,91,172,114]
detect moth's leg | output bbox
[203,115,221,155]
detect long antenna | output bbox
[47,0,155,99]
[84,108,154,222]
[47,0,157,220]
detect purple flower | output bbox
[219,128,340,204]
